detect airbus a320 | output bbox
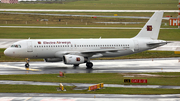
[4,12,167,69]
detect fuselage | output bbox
[4,38,164,59]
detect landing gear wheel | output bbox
[25,58,30,68]
[86,62,93,69]
[25,63,29,68]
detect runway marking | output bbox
[0,97,14,101]
[0,64,41,71]
[24,97,32,101]
[41,98,75,101]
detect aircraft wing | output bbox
[55,49,120,58]
[81,49,119,54]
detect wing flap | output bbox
[81,49,119,54]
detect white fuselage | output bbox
[4,38,162,59]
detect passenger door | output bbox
[27,41,33,52]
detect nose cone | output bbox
[4,48,12,57]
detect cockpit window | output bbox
[11,45,21,48]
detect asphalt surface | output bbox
[0,58,180,74]
[0,93,180,101]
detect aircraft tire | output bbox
[86,62,93,69]
[25,63,29,68]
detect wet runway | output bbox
[0,58,180,75]
[0,93,180,101]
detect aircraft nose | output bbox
[4,49,12,57]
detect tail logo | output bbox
[147,25,152,31]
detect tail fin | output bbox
[133,12,163,40]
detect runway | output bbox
[0,93,180,101]
[0,58,180,75]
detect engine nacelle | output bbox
[63,55,87,65]
[44,58,62,62]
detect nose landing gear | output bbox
[25,58,30,69]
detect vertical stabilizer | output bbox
[133,12,163,40]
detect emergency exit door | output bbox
[27,41,33,52]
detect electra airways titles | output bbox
[4,12,167,69]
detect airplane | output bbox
[4,12,168,69]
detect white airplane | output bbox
[4,12,167,69]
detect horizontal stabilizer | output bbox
[147,41,169,46]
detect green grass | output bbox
[1,73,180,86]
[0,84,180,94]
[0,28,179,40]
[0,0,177,10]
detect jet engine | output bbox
[63,55,87,65]
[44,58,62,62]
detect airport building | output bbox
[1,0,18,3]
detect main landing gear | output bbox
[86,62,93,69]
[25,58,30,68]
[73,64,79,69]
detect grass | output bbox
[0,28,179,40]
[0,84,180,94]
[1,73,180,86]
[0,0,178,10]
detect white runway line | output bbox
[0,64,41,71]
